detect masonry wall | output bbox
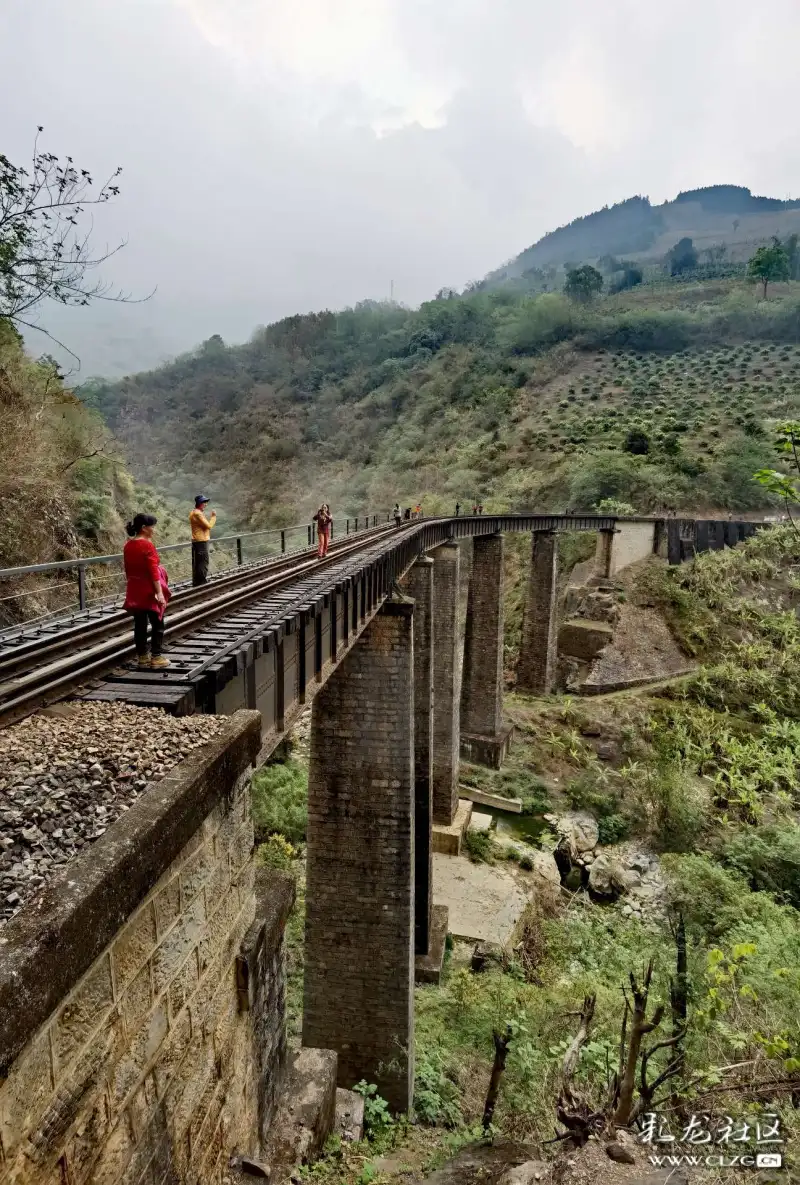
[517,531,559,695]
[461,533,504,739]
[608,521,656,576]
[303,602,415,1114]
[0,712,293,1185]
[430,542,461,825]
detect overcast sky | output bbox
[2,0,800,376]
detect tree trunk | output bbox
[562,995,596,1081]
[670,914,688,1077]
[483,1026,513,1131]
[763,279,769,299]
[613,960,664,1126]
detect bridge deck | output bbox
[81,514,615,729]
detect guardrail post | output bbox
[355,517,359,531]
[330,519,334,540]
[281,530,286,553]
[78,566,87,611]
[236,537,243,565]
[308,524,312,546]
[346,519,350,535]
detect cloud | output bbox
[1,0,800,374]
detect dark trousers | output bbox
[192,540,209,586]
[133,610,164,657]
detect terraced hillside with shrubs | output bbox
[85,278,800,523]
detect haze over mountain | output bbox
[3,0,800,376]
[483,187,800,288]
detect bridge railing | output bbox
[0,510,394,630]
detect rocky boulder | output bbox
[497,1161,551,1185]
[546,811,599,860]
[587,853,642,899]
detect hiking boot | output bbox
[150,655,171,670]
[137,655,152,669]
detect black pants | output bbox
[192,540,209,586]
[133,610,164,657]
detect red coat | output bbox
[123,538,170,617]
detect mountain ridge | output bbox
[482,184,800,289]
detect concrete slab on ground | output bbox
[460,786,523,814]
[432,798,472,855]
[432,854,527,943]
[468,811,493,833]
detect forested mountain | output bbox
[82,276,800,528]
[483,185,800,290]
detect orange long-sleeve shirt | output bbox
[189,508,217,541]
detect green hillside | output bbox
[82,275,800,526]
[484,185,800,290]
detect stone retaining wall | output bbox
[607,521,656,576]
[0,710,294,1185]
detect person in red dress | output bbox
[123,514,171,669]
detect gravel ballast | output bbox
[0,702,226,927]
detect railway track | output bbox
[0,523,400,728]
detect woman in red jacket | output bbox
[123,514,171,669]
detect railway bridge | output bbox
[0,511,763,1118]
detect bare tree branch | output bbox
[0,128,151,339]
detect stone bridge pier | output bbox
[517,529,559,694]
[302,597,416,1113]
[460,533,514,767]
[301,511,757,1115]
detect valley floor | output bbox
[252,528,800,1185]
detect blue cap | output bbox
[195,494,210,506]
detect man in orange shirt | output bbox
[189,494,217,586]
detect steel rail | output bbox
[0,512,625,729]
[0,522,391,676]
[0,513,385,580]
[0,525,403,727]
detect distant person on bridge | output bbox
[393,503,402,527]
[190,495,216,586]
[314,503,332,557]
[123,514,171,669]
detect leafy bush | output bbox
[257,833,296,871]
[662,853,788,939]
[464,829,494,863]
[623,427,650,455]
[567,451,690,513]
[251,759,308,844]
[413,1053,462,1126]
[597,813,630,844]
[639,763,709,851]
[723,824,800,908]
[353,1082,394,1141]
[566,770,626,824]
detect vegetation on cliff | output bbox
[83,277,800,526]
[0,320,187,623]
